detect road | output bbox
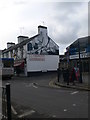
[0,90,2,119]
[2,73,88,118]
[0,80,2,119]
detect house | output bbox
[2,25,59,76]
[65,36,90,72]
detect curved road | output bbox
[3,73,88,118]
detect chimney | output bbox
[7,42,15,49]
[17,36,29,43]
[38,25,48,46]
[38,25,48,35]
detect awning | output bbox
[14,60,24,67]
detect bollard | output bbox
[6,83,11,120]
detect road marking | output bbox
[11,106,17,115]
[64,109,67,112]
[32,85,38,88]
[73,104,76,107]
[71,91,79,95]
[18,110,35,118]
[32,83,38,88]
[52,115,56,118]
[25,83,38,88]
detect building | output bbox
[0,50,2,58]
[2,25,59,76]
[59,55,67,70]
[65,36,90,72]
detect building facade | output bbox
[2,25,59,76]
[65,36,90,72]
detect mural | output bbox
[27,36,59,55]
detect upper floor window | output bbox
[34,43,38,50]
[27,43,32,51]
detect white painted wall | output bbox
[8,52,10,58]
[22,46,24,58]
[17,47,22,59]
[4,53,7,58]
[38,27,48,47]
[26,54,59,72]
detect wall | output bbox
[26,55,59,72]
[27,36,59,55]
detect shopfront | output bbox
[69,54,90,73]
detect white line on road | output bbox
[18,110,35,118]
[11,106,17,115]
[25,83,38,88]
[52,115,56,118]
[71,91,79,95]
[64,109,67,112]
[73,104,76,107]
[32,83,38,88]
[32,85,38,88]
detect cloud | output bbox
[47,2,88,46]
[0,1,88,55]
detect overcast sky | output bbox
[0,0,89,54]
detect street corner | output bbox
[54,81,90,91]
[49,78,61,89]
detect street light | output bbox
[78,39,82,83]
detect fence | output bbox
[1,84,11,120]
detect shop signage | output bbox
[29,54,45,61]
[70,52,90,59]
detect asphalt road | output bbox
[0,83,2,119]
[0,98,2,119]
[2,73,89,118]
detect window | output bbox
[34,43,38,49]
[3,60,13,68]
[27,43,32,51]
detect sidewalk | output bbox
[53,73,90,91]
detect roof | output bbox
[48,36,59,48]
[3,34,39,53]
[7,42,15,44]
[38,25,47,29]
[66,36,89,49]
[17,36,29,38]
[73,36,88,45]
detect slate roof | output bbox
[3,34,39,53]
[66,36,89,49]
[38,25,47,29]
[72,36,89,46]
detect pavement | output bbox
[50,72,90,91]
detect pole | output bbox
[6,83,11,120]
[57,68,60,82]
[78,40,82,83]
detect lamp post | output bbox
[78,40,82,83]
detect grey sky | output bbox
[0,0,88,54]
